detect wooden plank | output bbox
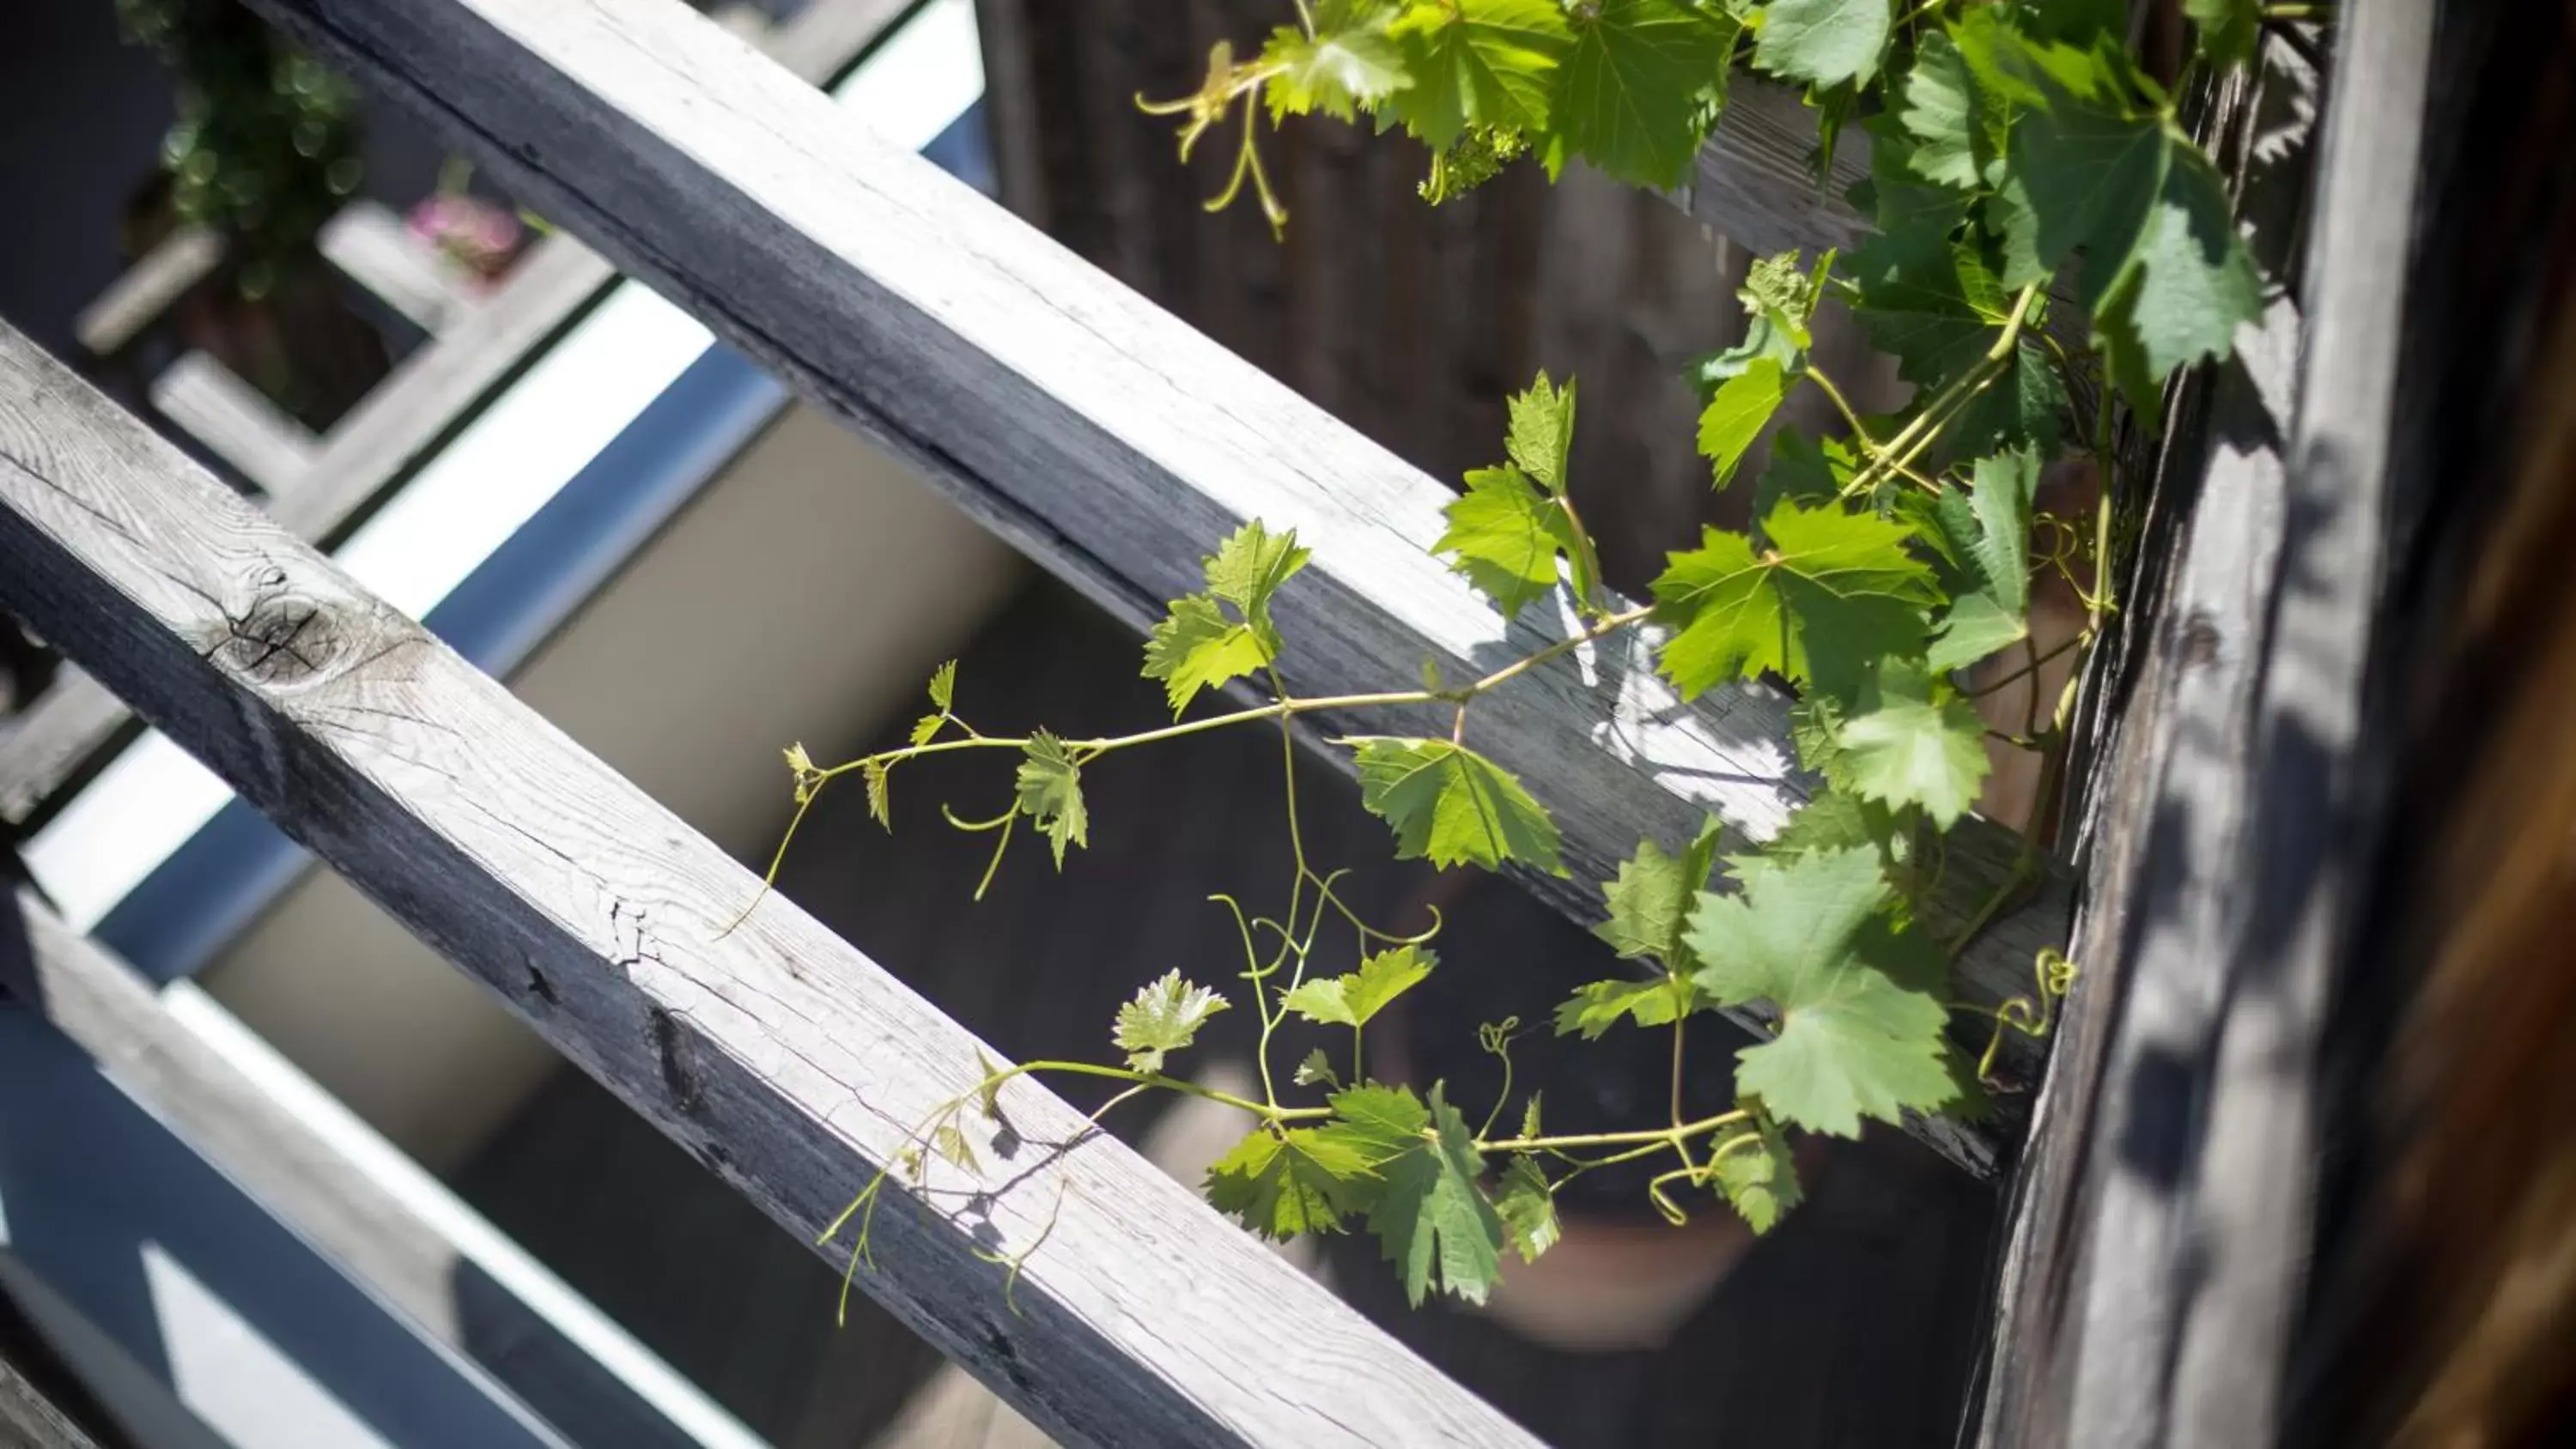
[9,888,745,1449]
[0,1349,102,1449]
[1675,80,1869,258]
[1974,6,2432,1441]
[0,327,1538,1448]
[149,351,323,495]
[239,0,2068,1172]
[320,200,488,336]
[71,227,225,360]
[0,0,912,832]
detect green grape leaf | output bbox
[1714,1118,1802,1232]
[1388,0,1573,149]
[1262,3,1412,121]
[1206,1126,1374,1237]
[1434,466,1583,619]
[1349,737,1567,875]
[931,1122,978,1171]
[1753,428,1862,517]
[1939,338,2069,462]
[1698,358,1797,488]
[2091,144,2262,419]
[1845,192,2008,392]
[1294,1047,1341,1089]
[2184,0,2259,70]
[1554,974,1710,1039]
[1143,594,1277,715]
[862,757,891,829]
[1595,815,1728,968]
[1896,30,1995,191]
[927,658,957,712]
[1767,791,1896,858]
[1504,371,1577,494]
[1367,1083,1506,1306]
[1494,1155,1561,1262]
[1926,449,2040,672]
[909,712,944,749]
[1113,970,1230,1074]
[1754,0,1894,89]
[1687,846,1957,1137]
[1837,660,1992,827]
[1326,1082,1431,1161]
[1015,731,1090,867]
[1203,520,1311,644]
[1545,0,1736,189]
[1520,1091,1543,1140]
[1650,500,1936,704]
[1281,944,1438,1028]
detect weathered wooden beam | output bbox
[0,1346,102,1449]
[0,326,1537,1448]
[1976,7,2428,1442]
[1674,80,1869,258]
[9,888,743,1449]
[0,0,910,831]
[239,0,2068,1173]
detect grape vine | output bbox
[751,0,2276,1313]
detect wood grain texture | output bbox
[240,0,2067,1171]
[1975,11,2429,1443]
[10,889,708,1449]
[149,350,322,495]
[0,0,904,831]
[0,327,1537,1448]
[0,1349,101,1449]
[1677,79,1870,257]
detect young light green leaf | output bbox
[1650,500,1936,703]
[1388,0,1573,149]
[1896,29,1990,190]
[1504,371,1577,494]
[1494,1155,1561,1262]
[1554,974,1709,1039]
[1687,846,1957,1137]
[1836,660,1992,827]
[1206,1126,1373,1238]
[908,713,944,749]
[1754,0,1895,89]
[1698,358,1796,488]
[927,659,957,712]
[1113,970,1230,1075]
[1595,815,1728,968]
[1433,466,1582,619]
[1767,791,1894,858]
[1203,520,1311,641]
[1349,737,1567,875]
[1544,0,1736,189]
[1713,1119,1802,1233]
[1926,449,2040,672]
[1015,731,1089,867]
[1143,594,1276,715]
[1519,1091,1542,1141]
[1367,1083,1506,1306]
[973,1048,1005,1120]
[862,757,892,830]
[1293,1047,1341,1089]
[1280,943,1438,1028]
[1261,2,1411,121]
[930,1122,978,1171]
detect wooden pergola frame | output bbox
[0,0,2442,1443]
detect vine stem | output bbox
[1844,281,2044,500]
[1479,1107,1747,1155]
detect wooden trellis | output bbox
[0,0,2466,1444]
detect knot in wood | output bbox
[217,591,346,688]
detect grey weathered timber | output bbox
[321,201,488,336]
[1976,7,2427,1443]
[9,889,721,1449]
[149,350,323,495]
[0,0,910,831]
[0,328,1538,1449]
[0,1349,100,1449]
[241,0,2067,1171]
[1674,79,1869,258]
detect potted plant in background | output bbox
[114,0,388,429]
